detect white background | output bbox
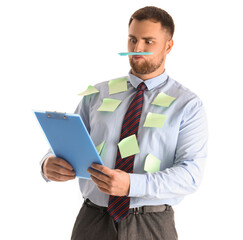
[1,0,243,239]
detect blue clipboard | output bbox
[34,111,104,179]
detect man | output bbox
[41,6,208,240]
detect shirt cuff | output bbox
[40,169,50,182]
[40,152,53,182]
[127,173,147,197]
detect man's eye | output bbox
[146,40,153,44]
[130,38,137,44]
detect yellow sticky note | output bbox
[143,112,167,128]
[144,154,161,173]
[96,141,105,155]
[118,134,140,159]
[109,77,127,95]
[78,85,99,96]
[97,98,121,112]
[152,92,176,107]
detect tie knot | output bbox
[137,82,147,92]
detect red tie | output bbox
[107,82,147,223]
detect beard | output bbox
[129,56,164,75]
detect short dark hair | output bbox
[129,6,175,39]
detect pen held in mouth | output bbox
[118,52,153,56]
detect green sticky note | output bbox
[144,154,161,173]
[97,98,121,112]
[152,92,176,107]
[118,134,140,159]
[78,85,99,96]
[96,141,105,155]
[143,112,167,128]
[109,77,127,95]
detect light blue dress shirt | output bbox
[41,70,208,208]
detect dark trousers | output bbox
[71,200,178,240]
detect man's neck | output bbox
[131,67,165,81]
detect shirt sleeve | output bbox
[39,149,53,182]
[128,99,208,199]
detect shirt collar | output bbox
[128,70,168,91]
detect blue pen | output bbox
[118,52,153,56]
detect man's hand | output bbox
[43,156,76,182]
[87,164,130,196]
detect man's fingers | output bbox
[88,168,110,183]
[54,158,73,171]
[90,175,108,188]
[91,164,113,177]
[48,164,75,176]
[47,173,76,182]
[43,156,76,182]
[46,170,76,181]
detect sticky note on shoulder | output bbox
[144,154,161,173]
[152,92,176,107]
[118,134,140,159]
[109,77,127,95]
[143,112,167,128]
[97,98,121,112]
[78,85,99,96]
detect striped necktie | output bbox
[107,82,147,223]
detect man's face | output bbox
[128,19,173,79]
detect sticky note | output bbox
[143,112,167,128]
[118,134,140,159]
[96,141,105,155]
[152,92,176,107]
[78,85,99,96]
[109,77,127,95]
[97,98,121,112]
[144,154,161,173]
[118,52,153,56]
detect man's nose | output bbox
[133,41,144,52]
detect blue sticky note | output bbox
[118,52,153,56]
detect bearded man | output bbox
[41,6,208,240]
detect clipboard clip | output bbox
[45,111,68,120]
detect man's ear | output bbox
[166,38,174,54]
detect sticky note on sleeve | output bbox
[152,92,176,107]
[144,154,161,173]
[118,134,140,159]
[143,112,167,128]
[78,85,99,96]
[109,77,127,95]
[97,98,122,112]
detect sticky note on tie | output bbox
[144,154,161,173]
[118,134,140,159]
[97,98,122,112]
[143,112,167,128]
[96,141,105,155]
[78,85,99,96]
[152,92,176,107]
[109,77,127,95]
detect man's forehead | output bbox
[128,19,166,36]
[129,19,162,29]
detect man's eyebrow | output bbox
[128,34,156,40]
